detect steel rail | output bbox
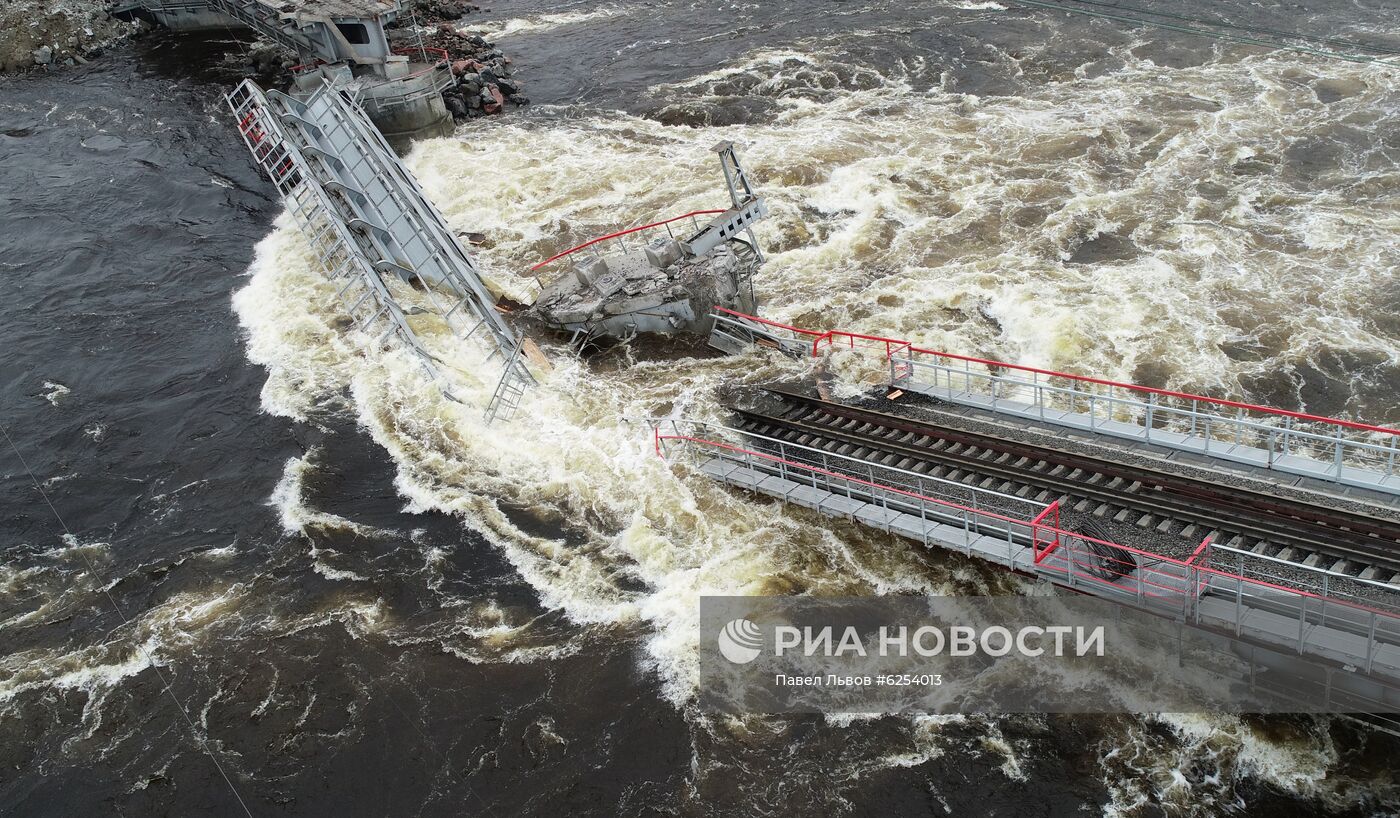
[731,388,1400,578]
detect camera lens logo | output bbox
[717,618,764,664]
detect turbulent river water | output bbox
[4,1,1400,815]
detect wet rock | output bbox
[496,77,519,96]
[508,94,530,107]
[478,67,498,85]
[481,85,504,114]
[444,92,468,119]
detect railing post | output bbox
[1321,573,1329,628]
[1334,427,1345,478]
[1367,612,1377,673]
[1298,596,1307,653]
[1235,551,1244,636]
[1145,393,1155,441]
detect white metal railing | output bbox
[893,351,1400,490]
[709,308,1400,497]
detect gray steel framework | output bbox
[228,79,533,421]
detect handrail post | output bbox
[1321,573,1329,628]
[1298,596,1307,652]
[1235,551,1244,636]
[1367,612,1377,673]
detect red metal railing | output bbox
[657,429,1400,630]
[530,209,726,272]
[290,58,327,75]
[392,46,451,64]
[1030,501,1060,563]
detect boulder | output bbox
[444,92,468,119]
[481,84,504,114]
[32,45,52,64]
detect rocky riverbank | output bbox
[0,0,136,73]
[386,1,527,120]
[3,0,525,124]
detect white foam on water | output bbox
[41,380,70,406]
[1098,712,1376,816]
[468,6,626,40]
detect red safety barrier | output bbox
[530,210,727,272]
[657,429,1400,622]
[1030,501,1060,563]
[393,46,451,64]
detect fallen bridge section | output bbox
[228,78,534,421]
[122,0,400,67]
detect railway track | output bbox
[726,387,1400,583]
